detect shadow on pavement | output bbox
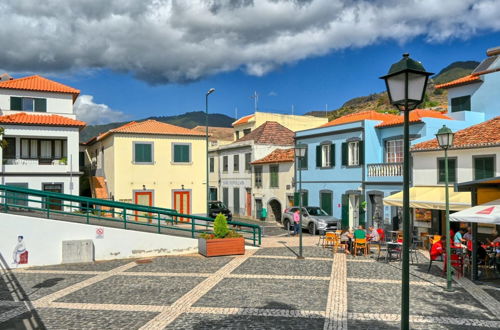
[0,253,46,329]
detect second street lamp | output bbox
[381,53,433,330]
[205,88,215,217]
[436,125,455,292]
[295,143,307,259]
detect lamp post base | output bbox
[444,287,455,293]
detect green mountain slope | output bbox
[432,61,479,84]
[80,111,235,142]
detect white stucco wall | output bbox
[0,89,75,117]
[412,146,500,185]
[0,213,198,269]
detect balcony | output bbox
[2,158,69,173]
[367,162,403,177]
[3,158,67,166]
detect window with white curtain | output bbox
[348,141,359,166]
[40,140,52,159]
[321,144,331,167]
[385,139,403,163]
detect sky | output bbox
[1,0,500,125]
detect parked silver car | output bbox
[282,206,341,235]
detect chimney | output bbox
[0,73,12,81]
[486,46,500,57]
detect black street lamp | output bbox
[436,125,455,292]
[381,53,433,330]
[295,143,307,259]
[206,88,215,217]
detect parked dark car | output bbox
[282,206,340,234]
[208,201,232,221]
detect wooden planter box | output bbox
[198,237,245,257]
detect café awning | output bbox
[450,199,500,224]
[383,186,471,211]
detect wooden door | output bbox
[134,191,153,222]
[43,183,63,211]
[320,191,333,216]
[174,191,191,222]
[246,191,252,216]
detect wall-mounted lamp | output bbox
[181,184,185,190]
[142,185,146,190]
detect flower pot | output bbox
[198,237,245,257]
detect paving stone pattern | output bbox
[0,236,499,329]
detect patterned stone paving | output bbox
[0,236,499,329]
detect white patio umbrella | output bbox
[450,199,500,224]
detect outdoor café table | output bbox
[385,241,402,263]
[387,230,399,242]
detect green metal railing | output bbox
[0,185,261,246]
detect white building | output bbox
[251,148,295,222]
[209,121,294,219]
[410,116,500,235]
[0,74,84,209]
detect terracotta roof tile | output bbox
[320,111,400,128]
[435,74,482,89]
[234,121,294,145]
[412,116,500,151]
[375,109,452,128]
[251,148,294,165]
[0,113,85,127]
[94,119,206,142]
[0,75,80,100]
[232,114,254,126]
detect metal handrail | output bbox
[0,185,261,246]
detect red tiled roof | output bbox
[234,121,294,145]
[0,75,80,101]
[0,113,85,127]
[320,111,400,128]
[251,148,294,165]
[435,74,482,89]
[232,114,254,126]
[92,119,206,143]
[375,109,452,128]
[412,116,500,151]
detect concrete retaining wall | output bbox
[0,213,198,269]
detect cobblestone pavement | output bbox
[1,235,499,329]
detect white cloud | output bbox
[74,95,128,125]
[0,0,498,84]
[268,91,278,96]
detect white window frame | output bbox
[348,141,359,166]
[385,139,403,163]
[321,144,331,168]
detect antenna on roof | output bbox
[291,104,295,116]
[235,107,238,119]
[250,91,259,112]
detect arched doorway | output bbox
[267,199,282,223]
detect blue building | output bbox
[295,109,484,230]
[436,46,500,120]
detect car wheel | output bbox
[308,222,316,235]
[283,219,290,230]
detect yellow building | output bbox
[84,120,207,219]
[232,111,328,140]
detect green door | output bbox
[341,194,349,229]
[294,191,308,206]
[320,191,333,215]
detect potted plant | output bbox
[198,213,245,257]
[59,157,68,165]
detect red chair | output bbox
[443,253,464,278]
[377,228,385,241]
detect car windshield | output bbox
[306,207,328,216]
[210,202,226,209]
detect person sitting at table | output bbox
[340,229,352,255]
[453,228,466,247]
[486,232,500,244]
[476,240,487,265]
[430,236,444,261]
[367,226,380,242]
[463,227,472,241]
[354,225,366,240]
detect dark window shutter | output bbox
[449,159,456,182]
[358,141,364,165]
[294,192,299,206]
[330,144,335,167]
[34,98,47,112]
[302,191,308,206]
[341,142,348,166]
[316,145,321,167]
[10,97,22,110]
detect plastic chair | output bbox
[354,238,368,256]
[317,230,326,246]
[324,232,336,248]
[428,242,443,272]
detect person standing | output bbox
[293,209,300,236]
